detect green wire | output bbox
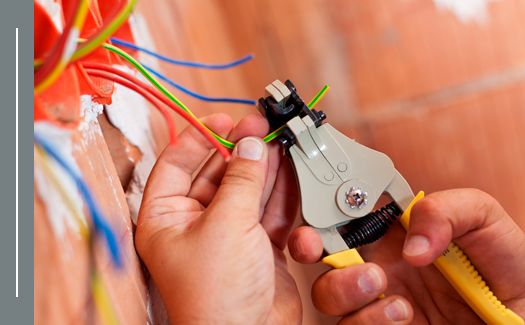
[71,0,137,62]
[103,42,330,149]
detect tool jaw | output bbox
[258,79,326,144]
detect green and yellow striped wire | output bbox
[101,42,330,149]
[71,0,137,62]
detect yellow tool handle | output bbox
[399,191,524,325]
[322,248,365,269]
[322,247,386,299]
[321,191,524,324]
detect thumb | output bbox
[206,137,269,225]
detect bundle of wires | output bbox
[35,0,137,94]
[110,37,257,105]
[34,2,141,322]
[34,134,122,268]
[83,46,329,159]
[99,42,331,152]
[34,137,120,324]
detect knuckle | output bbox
[466,187,498,206]
[312,271,347,315]
[413,195,441,219]
[222,164,262,189]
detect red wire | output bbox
[83,65,230,159]
[81,68,177,144]
[35,0,126,84]
[35,0,80,85]
[76,64,112,99]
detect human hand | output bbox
[288,189,525,324]
[135,113,301,324]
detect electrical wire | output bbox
[33,135,122,268]
[34,146,89,239]
[308,85,330,109]
[70,0,137,62]
[91,271,119,325]
[35,0,137,93]
[35,146,119,324]
[110,37,254,69]
[34,0,90,93]
[82,63,230,159]
[80,66,178,144]
[100,42,236,148]
[76,64,114,99]
[142,63,257,105]
[99,42,330,149]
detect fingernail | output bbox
[235,137,263,161]
[384,299,409,321]
[403,235,430,256]
[357,267,383,294]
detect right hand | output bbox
[288,189,525,324]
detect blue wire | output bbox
[34,134,122,268]
[110,37,255,70]
[142,63,257,106]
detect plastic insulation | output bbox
[34,0,81,80]
[91,271,119,325]
[35,147,118,323]
[80,67,178,144]
[111,37,254,69]
[99,42,237,148]
[33,136,122,268]
[34,0,90,93]
[82,63,230,159]
[100,42,331,150]
[143,63,257,105]
[71,0,137,62]
[34,146,89,239]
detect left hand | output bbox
[135,113,302,324]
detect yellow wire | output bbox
[34,0,90,94]
[92,271,119,325]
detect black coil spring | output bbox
[338,202,402,249]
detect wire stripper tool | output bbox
[258,80,524,325]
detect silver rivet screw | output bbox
[345,187,368,209]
